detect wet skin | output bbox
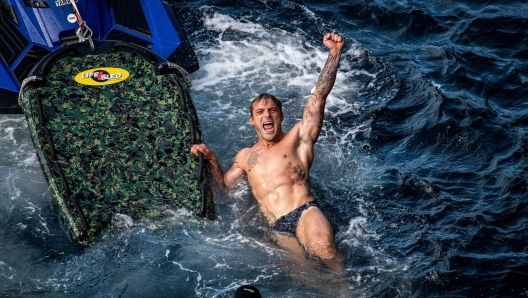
[192,32,345,270]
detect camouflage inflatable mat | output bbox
[19,41,214,244]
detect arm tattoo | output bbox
[304,96,324,128]
[304,52,340,128]
[247,149,263,169]
[315,53,339,98]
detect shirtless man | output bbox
[191,32,344,269]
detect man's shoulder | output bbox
[235,147,252,159]
[239,146,255,153]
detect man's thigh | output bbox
[295,206,337,258]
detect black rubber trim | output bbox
[170,78,186,111]
[53,162,89,231]
[70,194,89,231]
[53,161,70,195]
[174,78,207,217]
[42,127,56,161]
[199,181,206,217]
[47,130,89,231]
[111,42,157,64]
[40,48,78,75]
[157,62,170,76]
[198,152,204,181]
[187,113,196,144]
[36,93,44,126]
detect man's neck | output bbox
[256,132,286,148]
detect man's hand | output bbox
[323,32,344,55]
[191,144,217,162]
[191,143,229,189]
[191,143,245,191]
[299,32,344,143]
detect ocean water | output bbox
[1,0,527,297]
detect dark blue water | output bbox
[1,0,527,297]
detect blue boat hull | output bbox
[0,0,198,113]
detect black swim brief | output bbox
[269,201,318,236]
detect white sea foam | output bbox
[21,155,38,167]
[213,262,232,269]
[193,11,365,109]
[203,12,266,36]
[171,260,203,296]
[337,216,380,250]
[1,127,16,145]
[112,213,134,228]
[191,8,398,150]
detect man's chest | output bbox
[244,147,306,178]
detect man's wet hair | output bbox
[250,93,283,117]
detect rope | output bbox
[18,76,44,108]
[163,62,192,86]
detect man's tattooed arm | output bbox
[303,51,341,129]
[315,53,340,99]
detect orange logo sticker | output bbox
[74,68,130,86]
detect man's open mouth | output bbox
[263,121,274,131]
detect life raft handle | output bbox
[176,77,208,217]
[36,93,45,126]
[45,128,89,231]
[69,194,89,231]
[199,181,206,217]
[198,151,204,182]
[53,161,71,197]
[54,161,89,231]
[111,42,158,64]
[42,127,56,161]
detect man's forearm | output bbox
[304,50,342,128]
[208,158,227,190]
[315,50,341,99]
[191,144,230,190]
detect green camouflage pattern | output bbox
[20,42,214,244]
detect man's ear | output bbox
[249,116,255,126]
